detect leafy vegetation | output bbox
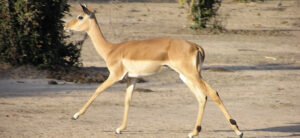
[0,0,81,70]
[190,0,222,29]
[178,0,222,29]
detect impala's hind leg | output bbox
[179,71,242,138]
[179,74,207,138]
[197,79,243,137]
[116,77,137,134]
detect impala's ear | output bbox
[80,3,93,16]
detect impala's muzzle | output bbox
[64,25,71,33]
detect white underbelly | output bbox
[123,59,164,77]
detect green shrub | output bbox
[190,0,221,29]
[0,0,81,70]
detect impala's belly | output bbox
[122,59,164,77]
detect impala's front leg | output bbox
[116,77,137,134]
[72,75,120,120]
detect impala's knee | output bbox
[199,96,207,106]
[195,88,207,101]
[210,91,221,104]
[196,95,206,102]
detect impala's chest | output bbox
[122,59,165,77]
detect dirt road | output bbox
[1,1,300,137]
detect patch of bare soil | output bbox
[0,64,108,83]
[1,1,300,138]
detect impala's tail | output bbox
[196,45,205,73]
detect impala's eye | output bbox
[78,15,83,20]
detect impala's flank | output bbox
[65,4,243,138]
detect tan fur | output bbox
[65,5,243,138]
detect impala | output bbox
[65,4,243,138]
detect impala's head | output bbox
[65,4,95,32]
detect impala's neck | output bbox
[87,18,112,61]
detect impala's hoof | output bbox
[72,113,79,120]
[187,133,194,138]
[115,128,122,134]
[239,132,244,138]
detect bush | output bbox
[189,0,222,29]
[0,0,81,70]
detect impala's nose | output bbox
[64,25,71,33]
[64,24,68,30]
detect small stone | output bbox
[48,80,58,85]
[16,81,24,83]
[135,88,154,93]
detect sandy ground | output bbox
[1,1,300,137]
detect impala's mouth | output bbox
[64,25,73,34]
[64,26,71,33]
